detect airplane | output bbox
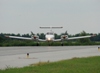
[5,27,96,46]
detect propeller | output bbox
[31,31,39,40]
[65,31,68,35]
[31,31,34,35]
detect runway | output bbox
[0,46,100,69]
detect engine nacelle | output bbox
[61,35,68,40]
[31,35,39,40]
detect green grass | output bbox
[0,56,100,73]
[0,40,100,46]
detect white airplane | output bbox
[5,27,96,46]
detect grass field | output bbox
[0,56,100,73]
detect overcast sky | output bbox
[0,0,100,35]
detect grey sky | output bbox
[0,0,100,35]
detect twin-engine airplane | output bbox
[5,27,96,46]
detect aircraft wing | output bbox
[38,39,47,42]
[5,36,32,40]
[53,35,93,41]
[53,39,62,42]
[68,35,95,40]
[5,36,47,41]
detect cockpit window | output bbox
[46,32,53,35]
[50,33,53,35]
[47,32,49,35]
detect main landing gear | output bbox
[36,42,39,46]
[61,42,64,46]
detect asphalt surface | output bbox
[0,46,100,69]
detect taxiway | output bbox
[0,46,100,69]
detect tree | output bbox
[0,36,3,42]
[22,33,30,37]
[0,34,5,42]
[16,33,21,36]
[54,33,60,39]
[39,33,45,39]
